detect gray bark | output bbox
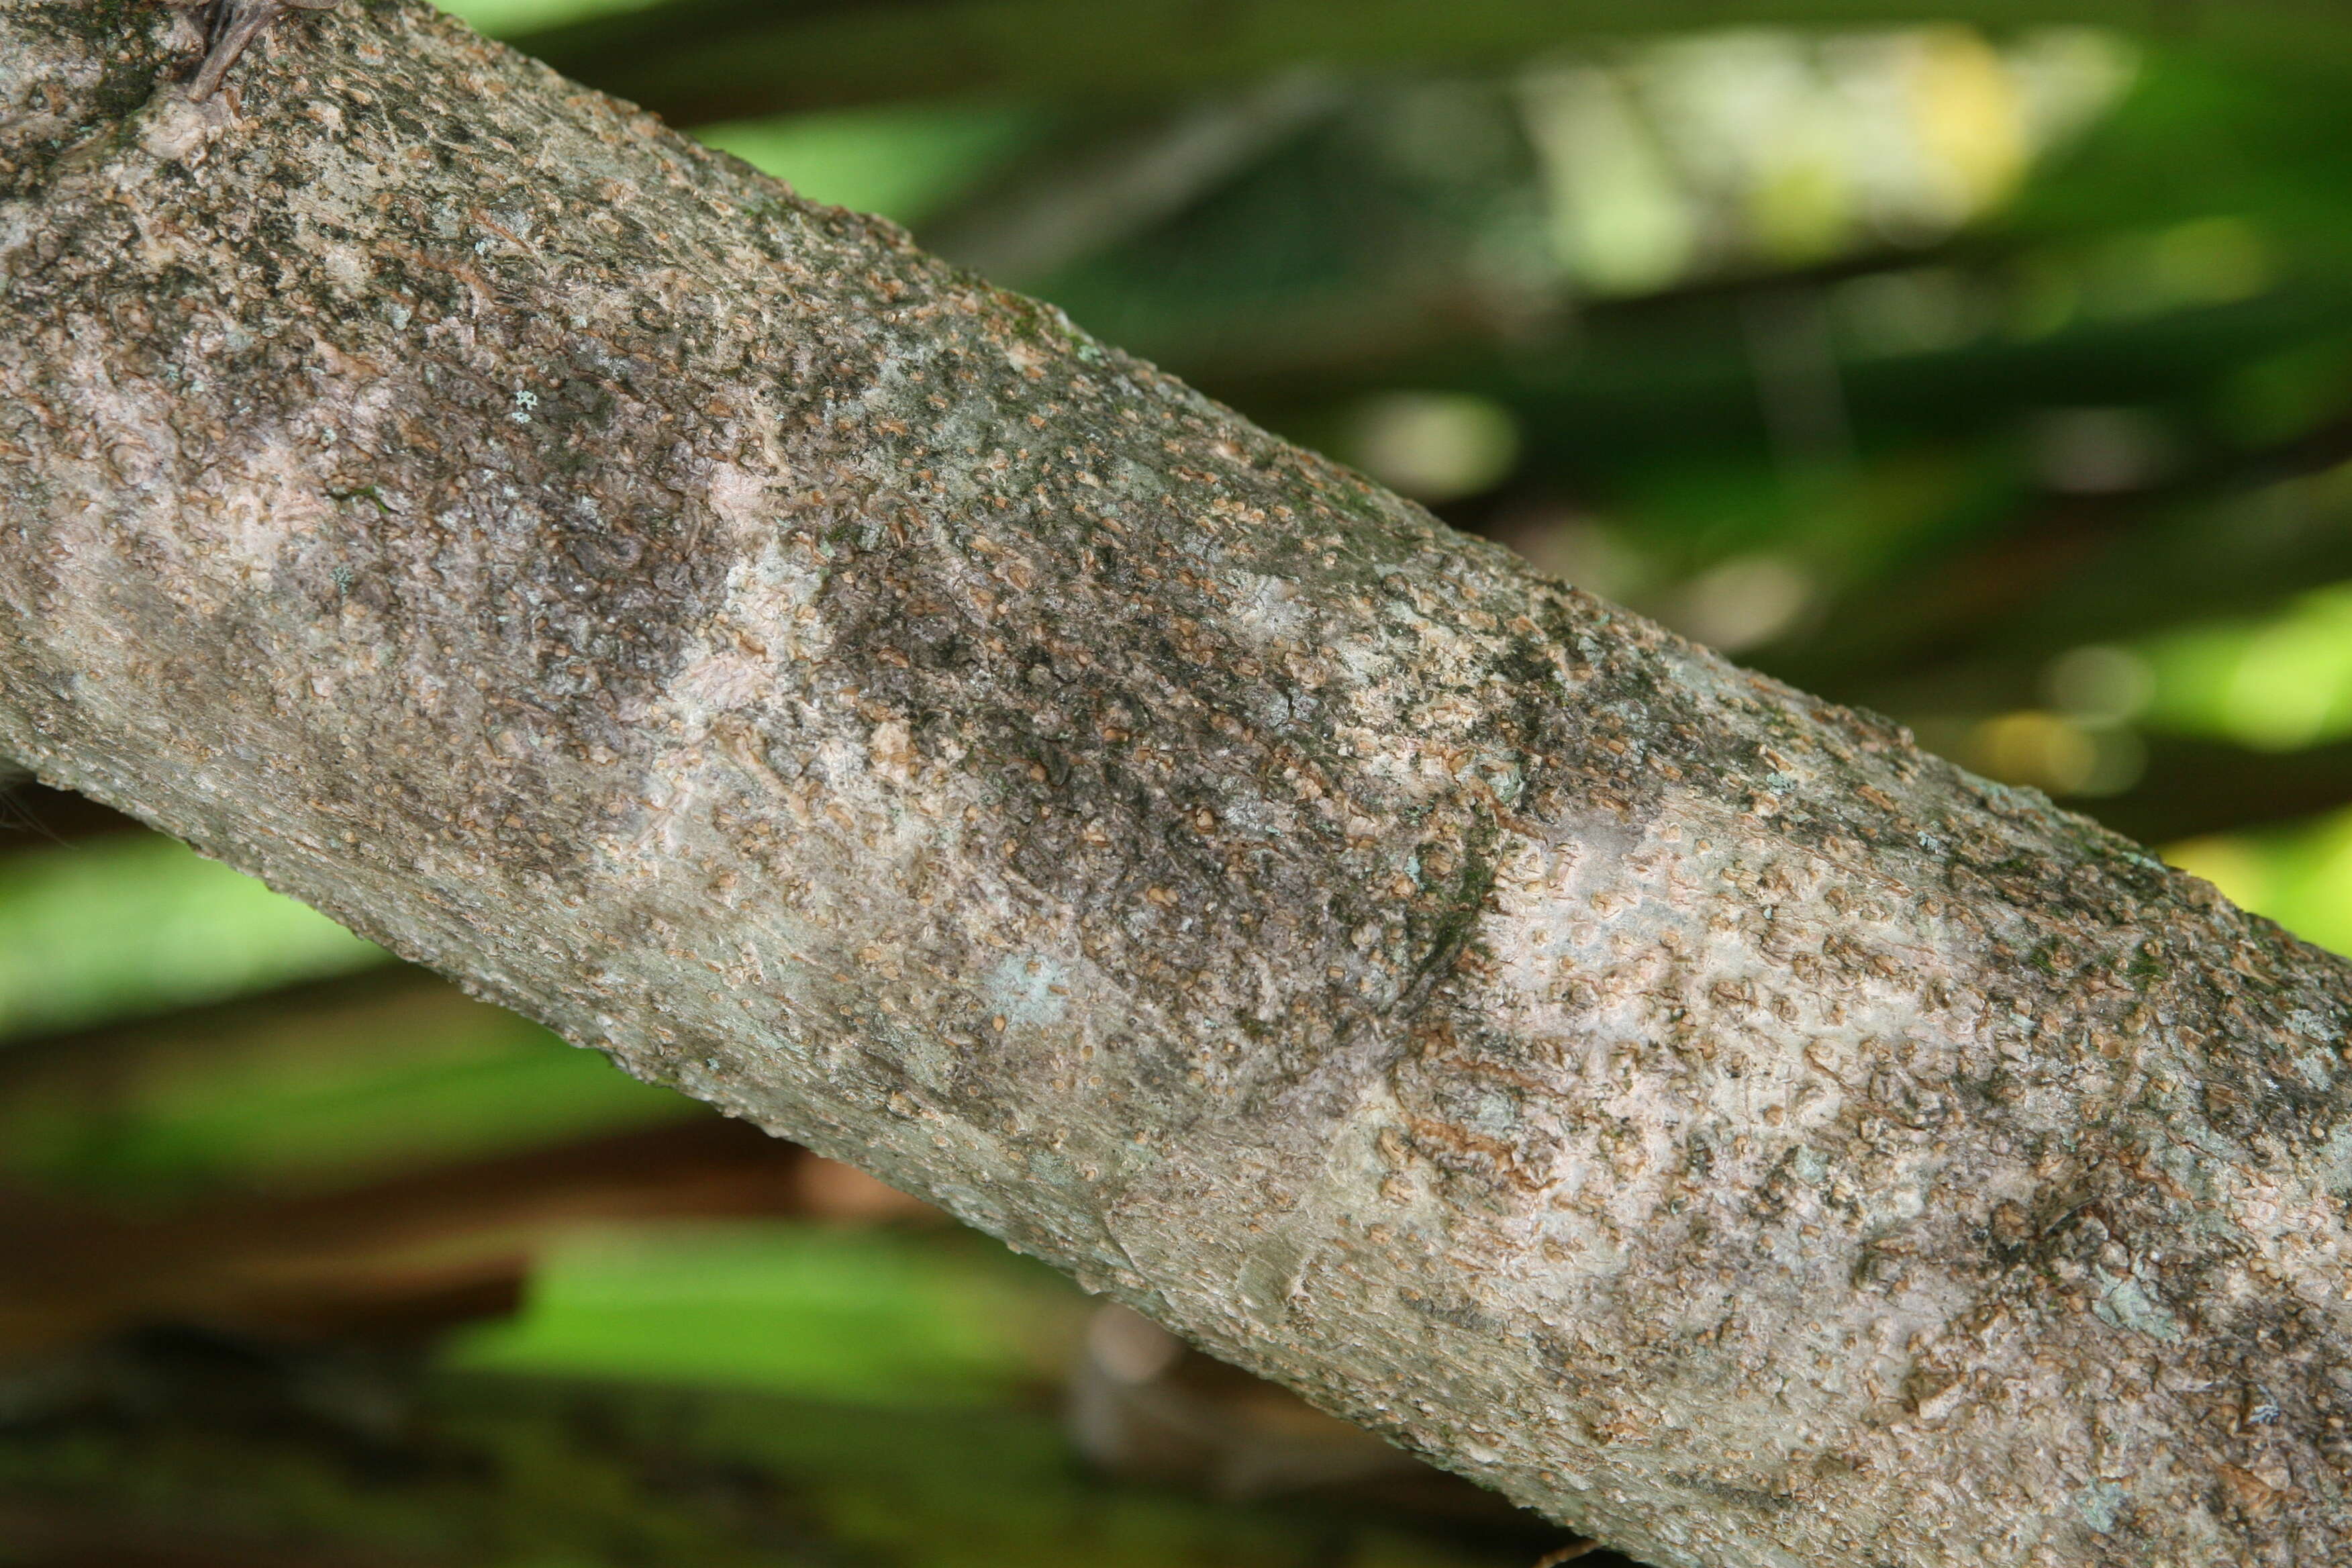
[5,4,2352,1564]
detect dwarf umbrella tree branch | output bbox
[4,4,2351,1564]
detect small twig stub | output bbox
[182,0,342,101]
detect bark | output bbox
[5,4,2352,1565]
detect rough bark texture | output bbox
[6,5,2352,1565]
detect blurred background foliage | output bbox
[9,1,2352,1563]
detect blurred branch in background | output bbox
[470,0,2347,126]
[918,73,1347,287]
[1,1320,1555,1568]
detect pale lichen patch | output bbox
[986,952,1070,1030]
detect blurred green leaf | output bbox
[447,1223,1090,1406]
[699,103,1048,225]
[2169,807,2352,958]
[0,975,695,1198]
[434,0,656,38]
[2140,569,2352,752]
[0,834,387,1046]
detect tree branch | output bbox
[5,4,2352,1565]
